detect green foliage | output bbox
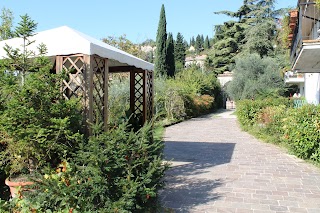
[195,34,203,54]
[166,33,175,77]
[0,61,83,176]
[3,14,38,85]
[108,76,130,126]
[8,123,167,212]
[155,4,167,77]
[236,98,320,164]
[0,7,14,40]
[15,14,37,39]
[282,105,320,161]
[226,54,286,100]
[102,35,143,58]
[242,20,276,57]
[204,35,210,50]
[236,97,292,129]
[206,21,246,74]
[174,32,186,67]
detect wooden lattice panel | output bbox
[146,71,154,121]
[61,55,85,100]
[134,72,144,119]
[92,56,106,124]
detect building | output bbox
[289,1,320,104]
[217,71,235,109]
[185,55,207,69]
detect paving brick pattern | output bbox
[160,110,320,213]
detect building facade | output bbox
[290,1,320,104]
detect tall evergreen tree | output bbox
[191,36,195,46]
[166,33,175,77]
[155,4,167,76]
[200,34,205,47]
[195,34,203,54]
[241,0,281,57]
[206,0,250,74]
[174,32,186,67]
[4,14,38,85]
[204,35,210,49]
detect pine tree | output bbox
[195,34,202,54]
[166,33,175,77]
[174,32,186,67]
[204,36,210,49]
[200,34,204,47]
[191,36,195,46]
[154,4,167,76]
[4,14,38,85]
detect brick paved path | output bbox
[160,110,320,213]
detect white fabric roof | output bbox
[0,26,154,71]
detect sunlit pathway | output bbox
[159,110,320,213]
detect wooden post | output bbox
[142,69,147,123]
[55,56,63,74]
[130,69,135,117]
[84,54,94,135]
[150,71,154,121]
[104,59,109,131]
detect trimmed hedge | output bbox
[236,98,320,163]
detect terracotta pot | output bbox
[5,178,33,198]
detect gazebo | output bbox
[0,26,154,133]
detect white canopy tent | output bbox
[0,26,154,133]
[0,26,154,71]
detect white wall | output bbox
[304,73,320,104]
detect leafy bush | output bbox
[227,54,286,101]
[237,98,320,164]
[236,97,292,128]
[0,58,83,177]
[4,123,167,212]
[256,105,287,142]
[154,67,221,125]
[108,75,130,126]
[282,105,320,162]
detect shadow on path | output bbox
[160,141,235,212]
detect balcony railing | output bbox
[284,71,305,83]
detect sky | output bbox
[1,0,297,44]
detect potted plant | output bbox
[0,14,83,198]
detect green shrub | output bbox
[8,123,168,212]
[236,97,292,129]
[256,105,287,142]
[282,105,320,162]
[154,67,221,125]
[227,54,286,100]
[0,60,83,177]
[108,76,130,126]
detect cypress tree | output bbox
[191,36,195,46]
[166,33,175,77]
[195,34,202,54]
[200,34,204,47]
[155,4,167,76]
[204,35,210,49]
[175,32,186,67]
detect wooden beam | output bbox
[143,69,147,124]
[109,66,135,73]
[84,54,94,135]
[130,70,135,119]
[109,66,146,73]
[104,59,109,131]
[150,71,154,122]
